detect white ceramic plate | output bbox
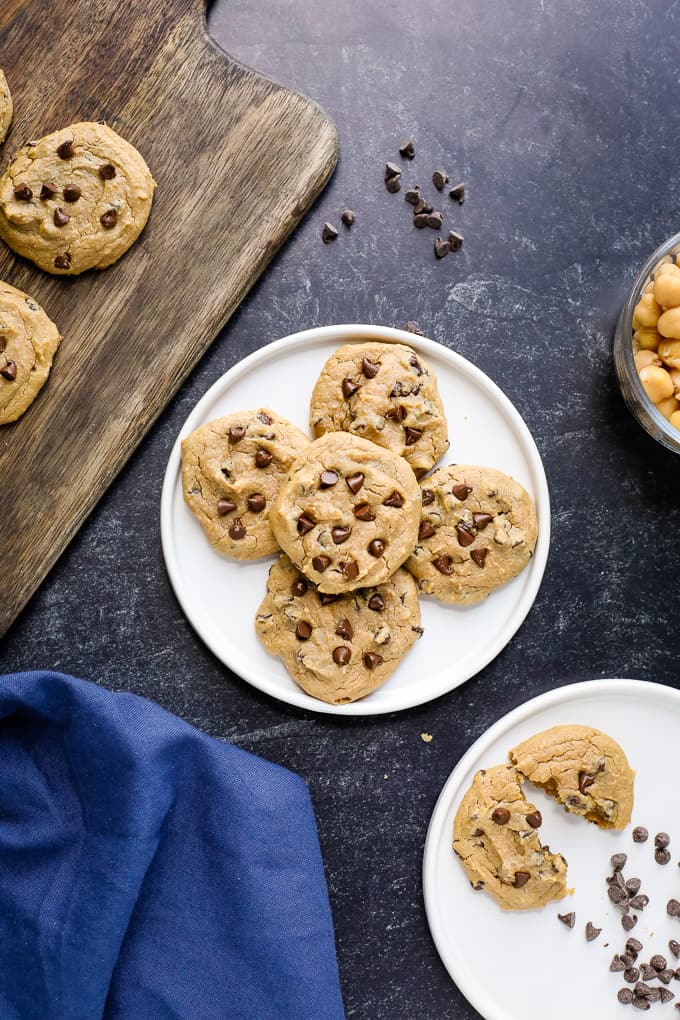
[423,678,680,1020]
[160,324,550,716]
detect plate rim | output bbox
[160,323,551,716]
[422,677,680,1020]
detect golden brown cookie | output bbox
[0,121,155,274]
[255,554,422,704]
[0,280,61,425]
[309,342,448,476]
[181,409,310,560]
[0,71,12,144]
[453,764,568,910]
[510,725,635,830]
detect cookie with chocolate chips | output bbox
[181,409,310,560]
[309,341,448,476]
[510,725,635,830]
[0,280,61,425]
[405,464,538,605]
[0,71,12,144]
[269,432,421,593]
[0,121,155,274]
[255,554,422,704]
[453,764,568,910]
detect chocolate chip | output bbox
[452,484,472,500]
[669,900,680,917]
[578,770,596,794]
[228,426,245,444]
[255,449,272,468]
[368,539,385,557]
[295,621,312,641]
[421,488,435,507]
[660,971,676,987]
[342,377,359,399]
[413,197,433,215]
[353,503,376,522]
[473,512,493,530]
[13,184,32,201]
[434,237,451,259]
[586,922,601,942]
[448,230,464,252]
[228,518,246,540]
[558,912,576,928]
[257,413,273,425]
[513,871,530,888]
[633,827,649,843]
[322,222,338,243]
[40,181,58,200]
[53,252,71,269]
[383,491,404,508]
[247,493,266,513]
[385,161,401,180]
[640,964,656,981]
[57,139,74,159]
[319,470,339,488]
[341,209,356,227]
[363,652,383,670]
[491,807,510,825]
[53,207,70,226]
[100,209,117,229]
[630,895,649,910]
[660,988,675,1003]
[404,426,422,445]
[297,515,316,535]
[312,555,330,572]
[652,956,668,972]
[385,404,406,423]
[0,360,17,381]
[291,578,308,597]
[385,176,401,193]
[342,560,359,580]
[625,967,640,981]
[399,139,416,159]
[403,320,423,334]
[333,646,351,666]
[426,212,444,230]
[621,953,636,968]
[631,999,649,1011]
[456,523,475,547]
[656,832,671,849]
[656,848,672,865]
[331,526,351,544]
[413,213,429,228]
[470,548,488,568]
[526,810,542,828]
[627,939,644,956]
[609,885,626,903]
[319,592,339,605]
[618,988,634,1004]
[335,618,353,641]
[449,181,465,203]
[432,170,449,191]
[63,184,81,202]
[368,593,385,612]
[409,354,423,375]
[345,472,364,494]
[622,914,638,931]
[611,853,628,872]
[608,871,626,888]
[405,187,421,205]
[625,877,641,894]
[99,163,116,180]
[433,555,454,575]
[671,941,680,959]
[362,356,379,379]
[217,498,236,515]
[418,521,436,540]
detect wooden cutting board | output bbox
[0,0,338,636]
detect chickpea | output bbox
[656,396,679,420]
[634,328,661,351]
[670,410,680,431]
[635,350,660,371]
[639,364,674,403]
[669,368,680,394]
[658,306,680,337]
[634,292,662,328]
[655,261,680,277]
[654,272,680,308]
[658,338,680,369]
[644,281,656,295]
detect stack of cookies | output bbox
[181,340,539,705]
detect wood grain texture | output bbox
[0,0,338,635]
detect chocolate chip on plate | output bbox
[491,807,510,825]
[633,826,649,843]
[312,555,330,572]
[656,848,672,865]
[368,593,385,612]
[217,498,236,515]
[625,967,640,982]
[63,184,81,202]
[363,652,383,670]
[333,646,351,665]
[399,138,416,159]
[670,940,680,959]
[255,448,273,468]
[295,621,312,641]
[432,170,449,191]
[247,493,266,513]
[625,877,641,895]
[319,470,339,488]
[434,237,451,259]
[385,161,401,180]
[586,922,602,942]
[385,176,401,193]
[659,970,675,986]
[426,211,444,229]
[651,955,667,972]
[331,526,351,544]
[660,988,675,1003]
[611,853,628,872]
[403,320,423,334]
[57,139,74,159]
[639,964,656,981]
[53,207,70,227]
[291,578,308,597]
[322,222,338,243]
[99,163,116,180]
[668,900,680,917]
[413,196,433,215]
[558,911,576,929]
[100,209,117,229]
[630,895,649,910]
[656,832,671,849]
[346,472,364,494]
[404,187,421,206]
[626,939,644,956]
[618,988,634,1004]
[341,209,356,227]
[448,230,464,252]
[413,213,429,229]
[608,884,626,904]
[449,181,465,203]
[622,915,638,932]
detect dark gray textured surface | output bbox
[3,0,680,1016]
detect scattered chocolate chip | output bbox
[247,493,266,513]
[433,555,454,575]
[333,646,351,666]
[432,170,449,191]
[0,360,17,382]
[217,499,236,515]
[228,518,246,540]
[660,971,676,987]
[622,914,638,931]
[449,181,465,204]
[322,222,338,243]
[363,652,383,670]
[40,181,58,200]
[608,871,626,889]
[558,911,576,929]
[611,853,628,872]
[671,941,680,960]
[403,320,423,334]
[656,848,672,865]
[332,526,351,544]
[342,559,359,580]
[335,618,353,641]
[640,964,656,981]
[470,548,488,568]
[491,807,510,825]
[526,810,542,829]
[625,877,641,894]
[404,187,421,206]
[652,956,668,972]
[63,184,81,202]
[452,484,472,500]
[346,472,365,494]
[586,922,602,942]
[608,883,626,903]
[660,988,675,1003]
[578,770,596,794]
[228,426,245,444]
[421,488,435,506]
[513,871,530,888]
[625,967,640,981]
[353,503,376,522]
[404,426,422,445]
[297,515,316,535]
[100,209,117,229]
[342,377,359,399]
[53,207,70,226]
[621,953,636,968]
[295,621,312,641]
[312,556,330,572]
[413,213,429,228]
[291,578,308,597]
[385,161,401,180]
[631,999,650,1011]
[319,592,339,605]
[448,230,464,252]
[455,523,475,547]
[362,356,379,378]
[399,139,416,159]
[627,939,644,956]
[255,449,272,468]
[633,827,649,843]
[473,512,493,530]
[341,209,356,227]
[630,895,649,910]
[53,252,71,269]
[618,988,634,1004]
[99,163,116,180]
[319,470,339,488]
[434,237,451,259]
[57,139,74,159]
[385,404,406,423]
[368,593,385,612]
[418,521,436,540]
[413,197,433,215]
[668,900,680,918]
[656,832,671,849]
[383,491,404,508]
[368,539,385,557]
[13,184,32,201]
[385,176,401,193]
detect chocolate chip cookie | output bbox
[181,409,310,560]
[453,764,568,910]
[255,554,422,704]
[510,725,635,831]
[0,280,61,425]
[0,71,12,144]
[269,432,421,593]
[0,121,155,274]
[309,342,448,476]
[405,464,538,605]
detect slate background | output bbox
[3,0,680,1016]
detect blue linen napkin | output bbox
[0,670,345,1020]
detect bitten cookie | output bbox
[269,432,421,593]
[0,280,61,425]
[255,554,422,704]
[453,764,568,911]
[309,341,448,476]
[0,71,12,144]
[510,725,635,831]
[405,464,538,605]
[181,409,310,560]
[0,121,155,274]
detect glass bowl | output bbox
[614,230,680,454]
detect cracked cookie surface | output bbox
[405,464,538,605]
[0,280,61,425]
[269,431,420,593]
[510,725,635,830]
[0,71,12,145]
[309,341,448,476]
[255,554,422,703]
[0,121,155,274]
[181,409,310,560]
[453,764,568,910]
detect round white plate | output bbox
[160,324,550,715]
[423,678,680,1020]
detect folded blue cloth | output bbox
[0,671,345,1020]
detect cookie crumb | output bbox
[420,732,432,743]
